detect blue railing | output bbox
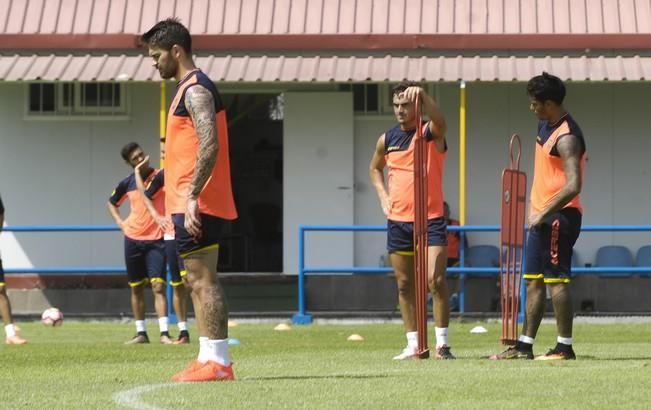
[292,224,651,324]
[2,225,125,274]
[2,224,178,321]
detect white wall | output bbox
[2,81,650,274]
[0,82,162,271]
[352,82,651,269]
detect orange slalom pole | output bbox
[414,96,430,359]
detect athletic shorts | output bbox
[124,237,166,287]
[172,213,226,258]
[164,239,185,286]
[0,258,5,286]
[387,217,448,254]
[524,208,582,284]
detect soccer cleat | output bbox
[160,334,174,345]
[173,333,190,345]
[534,346,576,361]
[5,335,27,345]
[171,360,205,381]
[392,346,418,360]
[176,361,235,382]
[124,334,150,345]
[489,346,534,360]
[434,345,456,360]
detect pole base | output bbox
[291,313,313,325]
[416,349,430,359]
[501,338,518,346]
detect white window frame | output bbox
[25,82,130,120]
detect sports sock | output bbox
[435,327,448,348]
[197,336,209,363]
[4,324,16,338]
[177,321,188,333]
[158,317,169,333]
[406,331,418,348]
[557,336,573,346]
[205,339,231,366]
[135,320,146,333]
[517,335,535,351]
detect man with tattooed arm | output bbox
[141,18,238,382]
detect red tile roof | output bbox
[3,53,651,82]
[1,0,649,35]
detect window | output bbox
[341,83,441,116]
[340,83,394,115]
[27,82,128,118]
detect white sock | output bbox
[197,336,209,363]
[4,324,16,338]
[557,336,573,346]
[135,320,146,333]
[519,335,535,345]
[205,339,231,366]
[158,317,169,333]
[178,321,188,332]
[435,327,448,348]
[406,331,418,348]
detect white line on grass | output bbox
[113,383,182,410]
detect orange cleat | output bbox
[171,360,205,381]
[176,361,235,382]
[173,334,190,345]
[5,335,27,345]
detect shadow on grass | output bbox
[242,374,393,382]
[579,356,651,361]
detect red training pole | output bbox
[414,96,430,359]
[499,134,527,345]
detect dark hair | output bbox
[391,81,421,97]
[121,142,141,161]
[527,72,566,105]
[140,17,192,54]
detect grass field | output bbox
[1,320,650,409]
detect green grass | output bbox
[1,320,650,409]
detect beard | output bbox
[158,60,178,79]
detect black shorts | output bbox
[0,258,5,285]
[387,217,448,254]
[172,213,225,257]
[164,239,185,286]
[124,237,166,287]
[524,208,582,284]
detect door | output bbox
[283,92,354,274]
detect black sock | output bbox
[555,342,573,353]
[160,331,171,337]
[516,341,533,352]
[137,331,148,337]
[179,330,189,336]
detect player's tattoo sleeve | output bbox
[185,85,219,199]
[557,134,582,195]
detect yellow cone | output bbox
[228,320,239,328]
[274,323,291,331]
[347,334,364,341]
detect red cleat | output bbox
[176,361,235,382]
[171,360,204,381]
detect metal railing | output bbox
[2,225,124,274]
[292,224,651,324]
[1,224,180,321]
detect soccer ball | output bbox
[41,307,63,327]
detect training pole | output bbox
[413,96,430,359]
[499,134,526,345]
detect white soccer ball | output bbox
[41,307,63,327]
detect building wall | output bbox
[0,82,162,271]
[1,82,650,275]
[352,82,651,270]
